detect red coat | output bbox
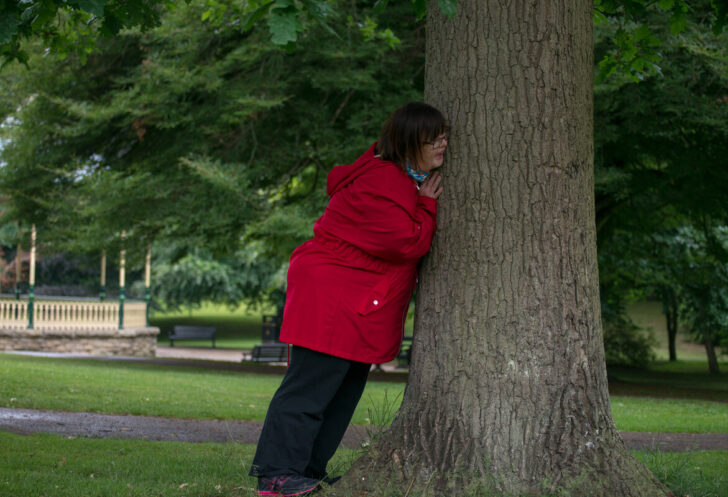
[278,142,438,364]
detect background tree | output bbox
[0,0,424,304]
[594,0,728,366]
[0,0,346,66]
[673,225,728,374]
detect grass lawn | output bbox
[3,300,726,495]
[1,431,726,497]
[0,354,401,426]
[611,396,728,433]
[1,354,727,433]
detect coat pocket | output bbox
[357,275,391,315]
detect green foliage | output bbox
[595,4,728,367]
[602,297,656,367]
[0,0,424,307]
[673,226,728,358]
[0,220,18,246]
[594,0,726,82]
[3,0,727,327]
[0,0,467,66]
[154,253,238,310]
[152,244,284,311]
[0,0,165,66]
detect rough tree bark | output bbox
[343,1,669,496]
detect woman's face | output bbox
[417,134,448,172]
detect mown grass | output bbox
[1,354,727,433]
[1,431,726,497]
[0,431,258,497]
[0,354,400,425]
[611,396,728,433]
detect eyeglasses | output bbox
[425,135,448,149]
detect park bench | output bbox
[250,343,288,362]
[168,325,217,348]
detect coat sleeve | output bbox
[323,166,438,263]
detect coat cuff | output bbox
[418,195,437,215]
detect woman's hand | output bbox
[419,171,443,199]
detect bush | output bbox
[602,310,656,367]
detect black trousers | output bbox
[249,345,371,479]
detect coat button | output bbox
[373,300,379,306]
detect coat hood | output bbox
[326,142,393,197]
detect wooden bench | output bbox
[250,343,288,362]
[168,325,217,347]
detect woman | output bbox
[250,102,448,496]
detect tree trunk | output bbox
[343,1,670,495]
[661,289,679,362]
[704,338,720,375]
[696,303,720,375]
[704,331,720,375]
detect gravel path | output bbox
[2,407,726,452]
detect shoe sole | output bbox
[257,491,279,496]
[280,486,319,496]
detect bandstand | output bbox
[0,226,159,356]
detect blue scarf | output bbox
[406,163,429,183]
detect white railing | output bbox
[0,298,147,330]
[0,300,27,329]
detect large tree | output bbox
[342,1,668,495]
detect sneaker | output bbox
[275,474,321,496]
[257,476,278,496]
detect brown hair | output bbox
[376,102,448,169]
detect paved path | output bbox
[2,407,726,452]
